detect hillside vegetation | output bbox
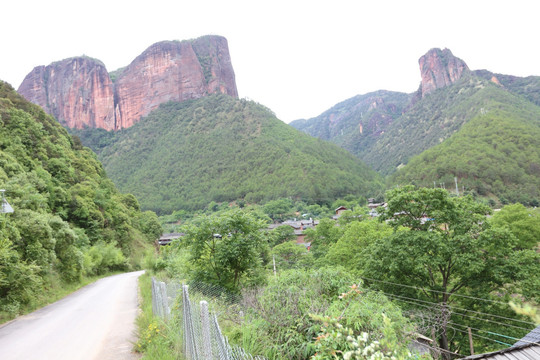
[0,81,161,318]
[290,90,412,160]
[391,85,540,206]
[74,95,383,214]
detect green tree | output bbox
[268,225,296,247]
[365,186,538,356]
[183,208,267,292]
[263,198,294,222]
[271,241,312,270]
[304,218,343,259]
[490,203,540,249]
[324,218,393,272]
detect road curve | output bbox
[0,270,144,360]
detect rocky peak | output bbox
[18,35,238,130]
[18,57,115,129]
[419,48,469,97]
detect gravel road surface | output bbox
[0,270,144,360]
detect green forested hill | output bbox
[77,95,383,214]
[390,85,540,205]
[0,81,160,316]
[290,90,412,165]
[364,75,500,175]
[291,74,540,179]
[474,70,540,107]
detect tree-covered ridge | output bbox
[290,90,412,162]
[390,85,540,206]
[364,75,500,175]
[474,69,540,107]
[0,81,161,316]
[87,94,383,214]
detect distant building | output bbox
[157,232,184,246]
[267,218,318,244]
[368,198,386,217]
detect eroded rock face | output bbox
[419,48,469,97]
[18,58,116,130]
[18,35,238,130]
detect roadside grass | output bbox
[135,272,184,359]
[0,271,124,324]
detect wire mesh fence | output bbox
[151,277,266,360]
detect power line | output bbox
[383,292,533,332]
[382,291,536,327]
[359,276,514,306]
[446,325,512,347]
[447,321,539,345]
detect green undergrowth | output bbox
[135,272,184,359]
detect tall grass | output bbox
[135,272,184,359]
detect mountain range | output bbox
[291,49,540,205]
[15,38,540,209]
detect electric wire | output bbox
[446,325,513,347]
[383,292,533,332]
[359,276,512,306]
[381,291,535,329]
[447,321,540,346]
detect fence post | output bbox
[151,277,158,317]
[183,285,195,360]
[160,281,169,319]
[200,300,213,359]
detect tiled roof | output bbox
[460,326,540,360]
[459,343,540,360]
[513,325,540,347]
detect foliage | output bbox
[264,198,295,222]
[239,269,415,360]
[0,80,160,318]
[510,302,540,325]
[323,218,394,272]
[183,208,268,293]
[310,315,420,360]
[271,240,313,270]
[135,273,183,359]
[290,90,412,173]
[489,203,540,250]
[390,85,540,206]
[77,94,383,214]
[305,218,344,260]
[363,186,540,354]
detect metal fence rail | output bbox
[151,278,265,360]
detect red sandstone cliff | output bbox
[18,57,116,130]
[17,35,238,130]
[419,48,469,97]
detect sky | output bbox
[2,0,539,123]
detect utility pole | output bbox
[467,327,474,355]
[454,177,459,196]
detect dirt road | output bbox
[0,270,144,360]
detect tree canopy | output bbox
[363,186,540,355]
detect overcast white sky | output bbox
[2,0,539,122]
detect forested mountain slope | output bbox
[76,95,383,214]
[474,70,540,107]
[364,75,500,174]
[0,81,160,316]
[290,90,412,164]
[391,84,540,206]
